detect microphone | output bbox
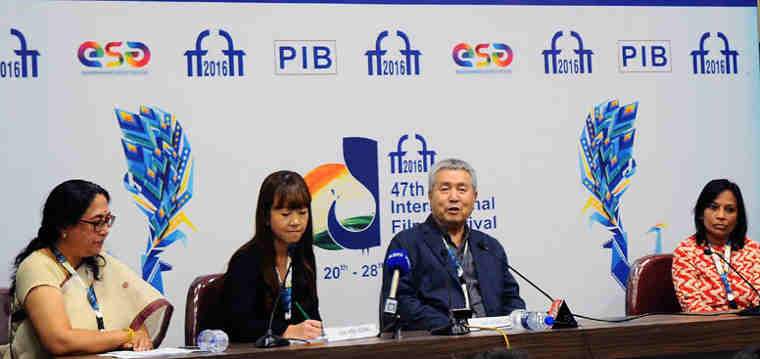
[703,246,760,316]
[430,248,472,336]
[477,241,578,329]
[255,244,298,348]
[383,249,411,316]
[380,249,411,338]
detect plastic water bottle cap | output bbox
[544,316,555,326]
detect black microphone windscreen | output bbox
[704,247,713,255]
[478,242,489,251]
[287,243,297,256]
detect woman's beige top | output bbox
[1,250,172,359]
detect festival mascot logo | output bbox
[578,99,640,289]
[115,105,196,293]
[304,137,380,252]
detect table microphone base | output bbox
[738,306,760,316]
[430,308,472,336]
[255,333,290,348]
[384,313,404,339]
[430,321,470,336]
[549,299,579,329]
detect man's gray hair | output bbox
[428,158,477,191]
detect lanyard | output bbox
[274,255,292,320]
[442,237,470,309]
[707,242,738,309]
[50,247,105,331]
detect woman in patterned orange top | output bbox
[672,179,760,312]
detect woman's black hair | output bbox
[226,170,317,314]
[10,179,109,295]
[694,179,748,250]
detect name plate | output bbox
[324,323,379,342]
[467,316,512,330]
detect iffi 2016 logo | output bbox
[185,29,246,77]
[305,138,380,252]
[388,134,436,175]
[2,29,40,79]
[365,30,421,77]
[542,30,593,75]
[690,32,738,75]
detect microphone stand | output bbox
[478,242,578,329]
[255,247,297,348]
[704,247,760,316]
[381,308,404,339]
[381,271,404,339]
[380,249,412,339]
[430,249,472,336]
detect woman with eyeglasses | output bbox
[220,171,322,344]
[2,180,172,359]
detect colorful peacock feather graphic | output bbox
[578,99,639,289]
[115,105,197,294]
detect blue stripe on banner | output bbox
[81,0,757,6]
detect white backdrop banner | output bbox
[1,0,758,347]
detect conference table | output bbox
[64,314,760,359]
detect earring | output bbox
[62,232,67,239]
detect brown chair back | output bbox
[625,254,682,315]
[185,274,225,346]
[1,287,9,345]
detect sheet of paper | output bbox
[324,323,378,342]
[97,347,202,358]
[468,316,513,330]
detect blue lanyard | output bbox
[442,239,467,280]
[50,247,105,330]
[274,256,292,320]
[707,242,738,309]
[441,237,470,308]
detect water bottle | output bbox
[197,329,229,352]
[509,309,554,331]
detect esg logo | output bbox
[78,41,150,68]
[452,43,513,68]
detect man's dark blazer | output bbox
[380,215,526,331]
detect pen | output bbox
[294,302,326,338]
[294,301,310,320]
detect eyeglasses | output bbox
[79,214,116,232]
